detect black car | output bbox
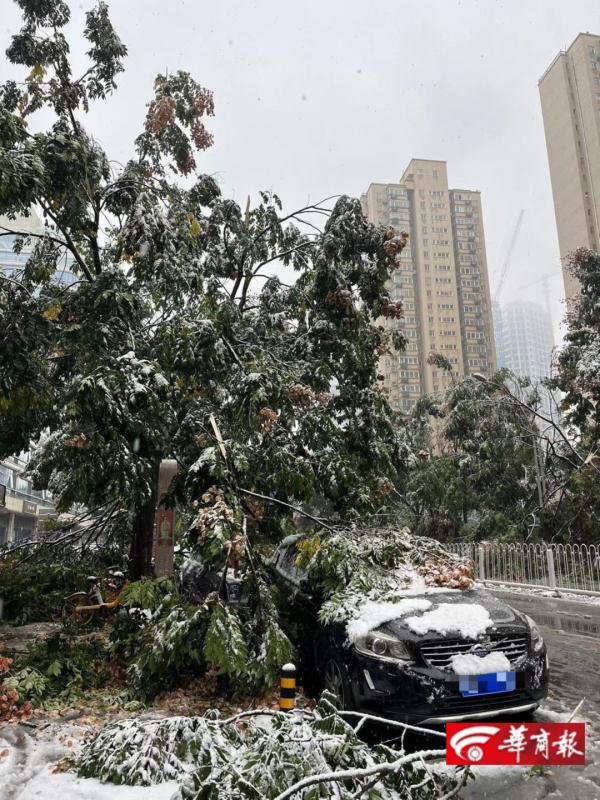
[270,535,549,724]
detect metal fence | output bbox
[446,541,600,596]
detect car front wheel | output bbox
[323,654,353,710]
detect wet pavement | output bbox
[492,589,600,727]
[459,590,600,800]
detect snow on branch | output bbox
[272,747,446,800]
[78,695,464,799]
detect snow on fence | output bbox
[446,541,600,596]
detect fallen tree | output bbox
[78,693,469,799]
[0,0,408,582]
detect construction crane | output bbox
[493,209,525,303]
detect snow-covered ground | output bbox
[0,722,178,800]
[1,702,597,800]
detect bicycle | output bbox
[62,566,129,627]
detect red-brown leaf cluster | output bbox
[0,646,32,723]
[324,289,355,313]
[194,486,235,544]
[258,407,278,433]
[383,229,409,259]
[146,96,176,135]
[418,558,475,590]
[380,299,404,319]
[190,120,214,151]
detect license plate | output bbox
[459,671,516,697]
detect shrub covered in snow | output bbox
[78,693,464,798]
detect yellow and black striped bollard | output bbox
[279,663,296,711]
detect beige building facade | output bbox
[361,159,496,411]
[539,33,600,302]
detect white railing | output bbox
[446,541,600,596]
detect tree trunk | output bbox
[128,481,158,580]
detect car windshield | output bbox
[277,543,307,585]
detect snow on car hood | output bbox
[404,601,493,638]
[346,587,518,643]
[347,597,433,643]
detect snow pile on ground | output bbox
[405,603,493,638]
[346,598,432,642]
[450,651,511,675]
[492,584,600,606]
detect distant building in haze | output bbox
[361,158,496,411]
[539,32,600,303]
[495,301,554,379]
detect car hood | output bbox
[379,587,527,641]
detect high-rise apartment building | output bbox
[539,33,600,303]
[495,301,554,380]
[361,159,496,411]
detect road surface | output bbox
[460,590,600,800]
[493,590,600,726]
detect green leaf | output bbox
[203,597,247,676]
[46,660,62,677]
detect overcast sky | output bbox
[2,0,599,341]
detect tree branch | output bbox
[235,487,335,532]
[37,203,95,283]
[273,747,446,800]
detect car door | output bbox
[271,540,320,685]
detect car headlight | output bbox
[354,629,412,663]
[525,615,544,652]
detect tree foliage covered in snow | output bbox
[398,371,539,541]
[0,0,408,577]
[553,249,600,445]
[398,353,600,543]
[112,570,295,699]
[294,525,474,632]
[78,694,465,799]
